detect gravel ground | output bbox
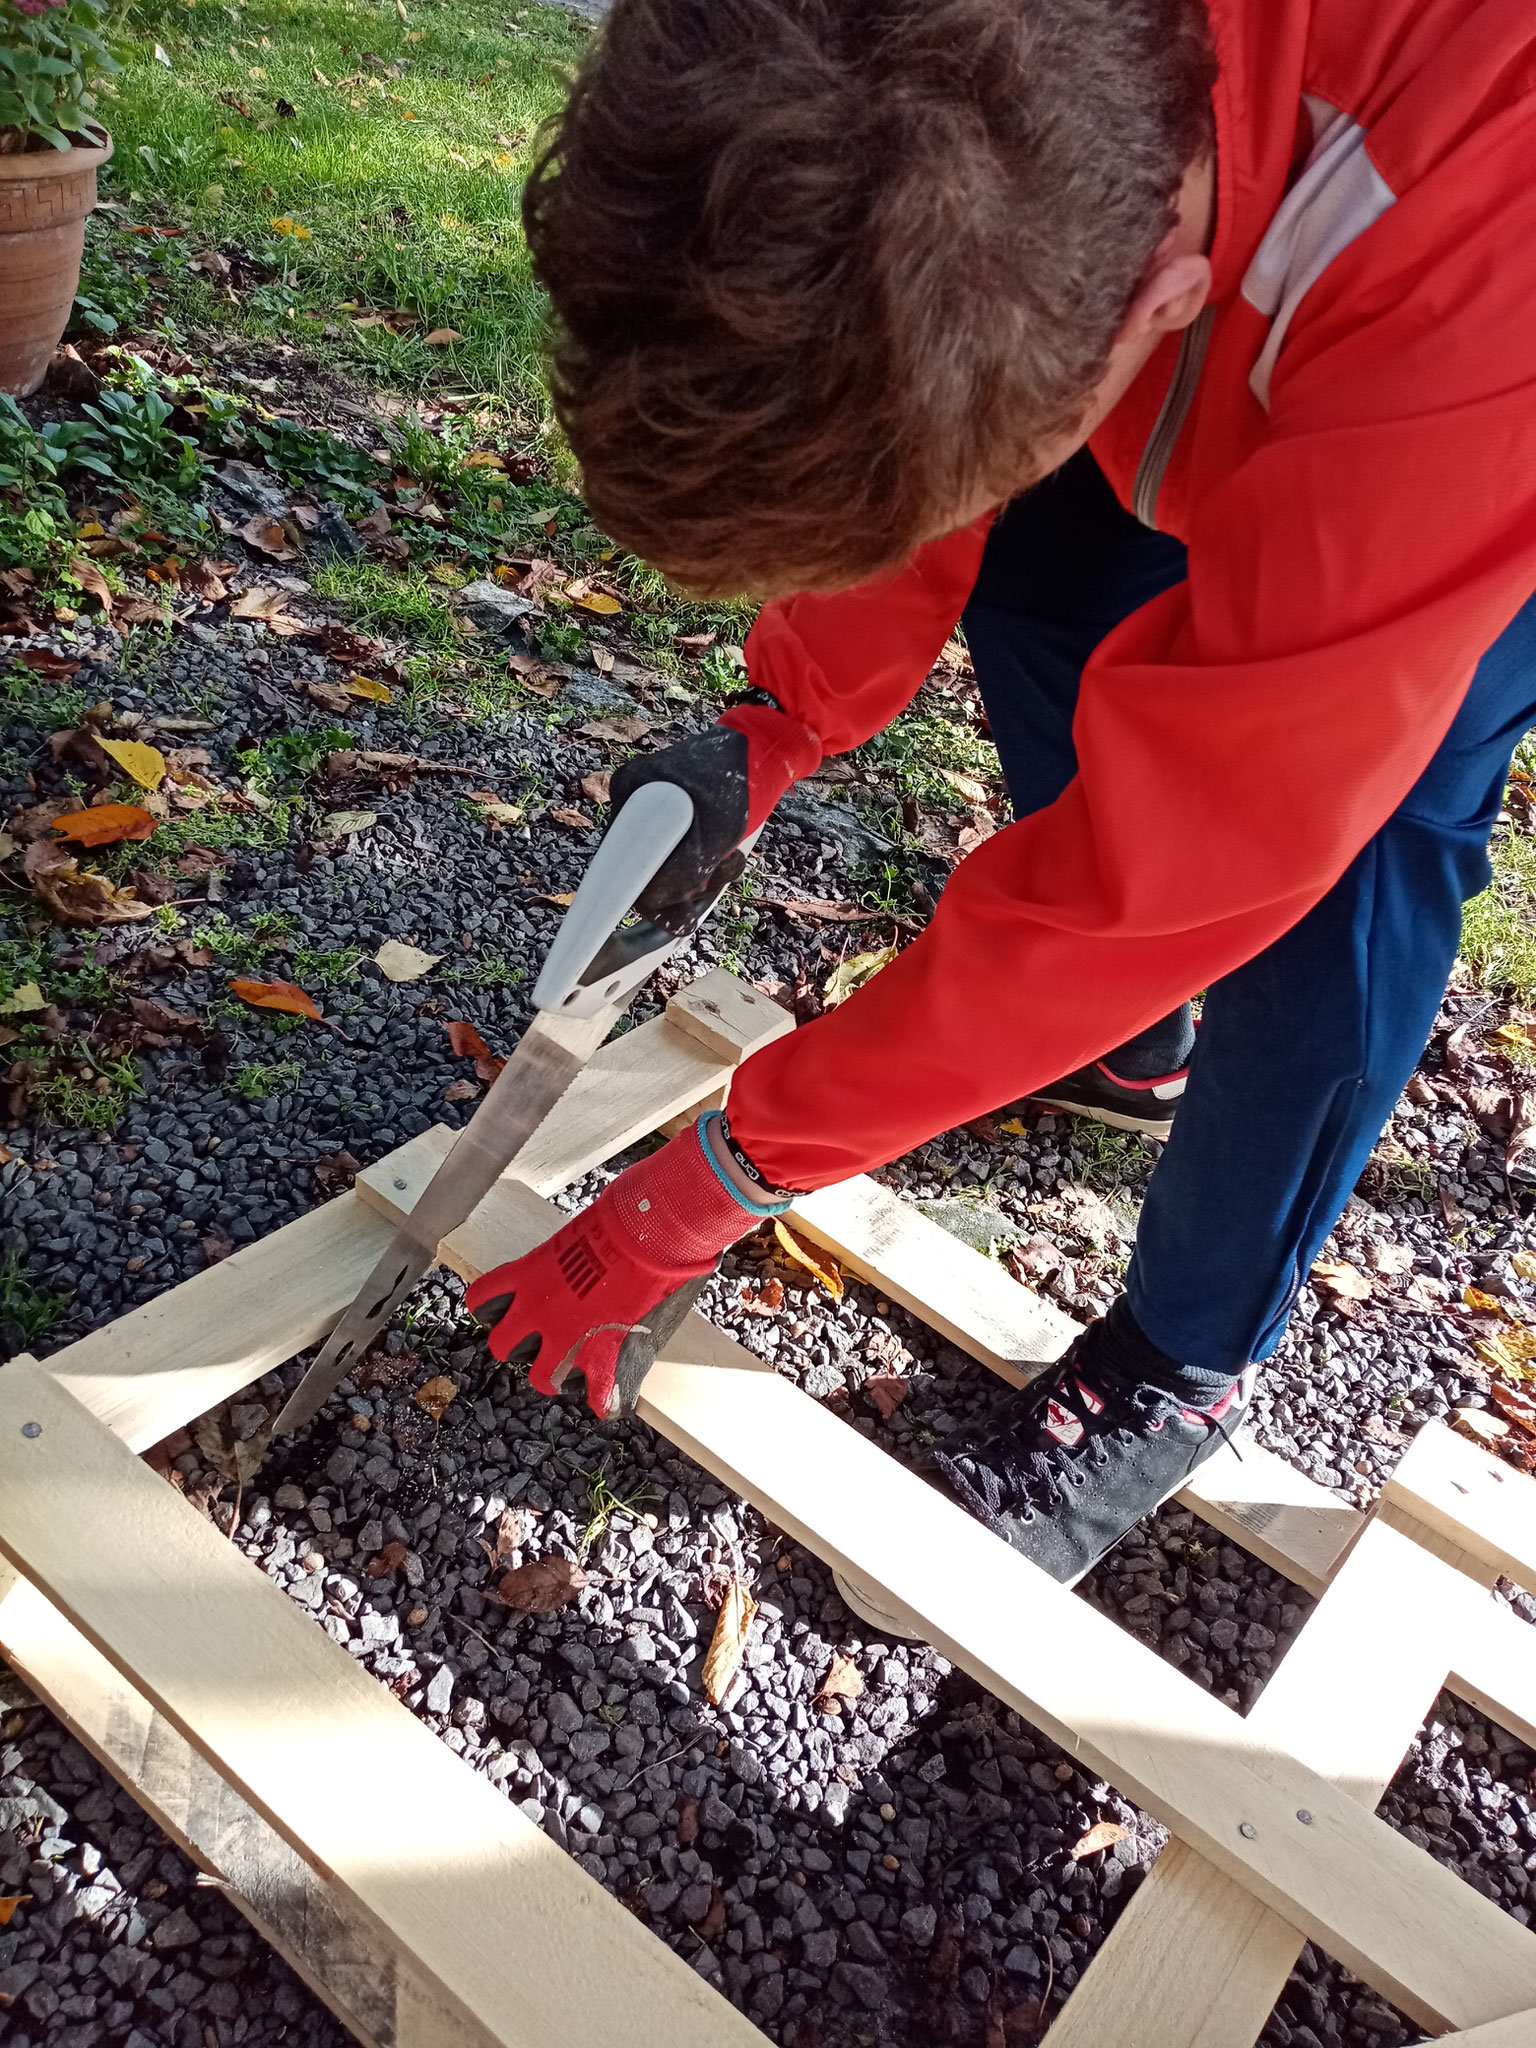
[4,371,1536,2048]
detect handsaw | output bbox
[274,780,744,1436]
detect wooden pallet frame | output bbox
[1,966,1534,2048]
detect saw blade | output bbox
[272,1004,616,1436]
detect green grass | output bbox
[856,709,1002,808]
[312,557,463,647]
[231,1055,303,1098]
[0,1255,71,1353]
[1461,829,1536,1002]
[101,0,591,410]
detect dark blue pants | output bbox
[964,451,1536,1392]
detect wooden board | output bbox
[38,975,782,1456]
[1383,1424,1536,1595]
[0,1561,490,2048]
[512,969,790,1197]
[0,1357,766,2048]
[787,1172,1364,1594]
[1041,1516,1501,2048]
[352,1167,1536,2034]
[1431,2014,1536,2047]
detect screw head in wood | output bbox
[20,1421,41,1438]
[393,1177,408,1190]
[1238,1821,1257,1839]
[1297,1809,1313,1825]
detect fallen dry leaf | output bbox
[98,737,167,790]
[1464,1284,1514,1320]
[1311,1259,1372,1302]
[28,850,155,926]
[750,894,883,927]
[865,1374,909,1419]
[479,1505,528,1568]
[374,938,441,982]
[239,512,298,561]
[491,1555,587,1614]
[738,1276,784,1316]
[228,977,322,1020]
[816,1654,865,1708]
[0,1894,31,1926]
[13,646,77,678]
[423,327,463,345]
[444,1076,479,1102]
[414,1374,459,1422]
[1440,1183,1472,1233]
[366,1540,409,1578]
[579,770,611,806]
[50,803,157,847]
[1070,1821,1127,1860]
[702,1576,757,1706]
[823,944,898,1009]
[1476,1325,1536,1380]
[445,1017,505,1081]
[230,584,305,634]
[1512,1250,1536,1283]
[675,631,716,657]
[578,715,649,745]
[771,1218,844,1300]
[343,673,392,702]
[69,556,114,614]
[1365,1241,1415,1275]
[1489,1381,1536,1434]
[1455,1406,1510,1447]
[549,805,592,830]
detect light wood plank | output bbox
[1042,1516,1497,2048]
[0,1561,491,2048]
[787,1172,1364,1593]
[39,974,782,1455]
[351,1168,1536,2033]
[1431,2013,1536,2046]
[1383,1424,1536,1595]
[43,1191,398,1455]
[512,970,790,1198]
[1449,1593,1536,1751]
[0,1357,766,2048]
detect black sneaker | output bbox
[1028,1057,1187,1140]
[932,1334,1253,1585]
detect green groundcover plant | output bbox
[0,0,118,152]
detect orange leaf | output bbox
[69,556,114,614]
[865,1373,908,1418]
[445,1017,505,1081]
[1071,1821,1126,1859]
[0,1894,29,1926]
[414,1373,459,1421]
[51,803,158,847]
[228,977,322,1020]
[702,1577,757,1706]
[771,1218,843,1300]
[1464,1284,1515,1321]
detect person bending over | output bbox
[466,0,1536,1585]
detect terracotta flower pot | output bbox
[0,131,112,397]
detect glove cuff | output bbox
[697,1111,791,1215]
[718,701,822,834]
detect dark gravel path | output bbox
[4,397,1536,2048]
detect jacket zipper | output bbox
[1131,303,1215,529]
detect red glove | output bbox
[465,1116,787,1417]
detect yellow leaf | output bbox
[1071,1821,1127,1859]
[771,1218,843,1301]
[1311,1258,1371,1301]
[0,981,44,1015]
[1494,1023,1534,1050]
[1477,1325,1536,1379]
[414,1374,459,1422]
[1463,1284,1514,1320]
[342,674,393,701]
[939,767,989,804]
[1513,1250,1536,1282]
[98,737,168,790]
[423,327,463,346]
[702,1577,757,1706]
[569,589,621,614]
[0,1895,29,1927]
[373,938,441,983]
[823,943,898,1009]
[999,1116,1028,1136]
[77,520,106,538]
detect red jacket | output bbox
[726,0,1536,1192]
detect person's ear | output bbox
[1120,249,1212,348]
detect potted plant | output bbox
[0,0,117,394]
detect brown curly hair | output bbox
[523,0,1216,597]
